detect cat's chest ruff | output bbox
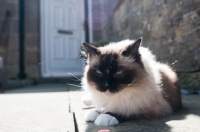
[94,85,172,117]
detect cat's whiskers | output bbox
[66,72,83,91]
[132,75,151,85]
[68,72,82,81]
[122,57,135,62]
[69,78,81,81]
[119,64,129,67]
[127,79,136,86]
[67,83,82,88]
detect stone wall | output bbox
[24,0,40,79]
[91,0,121,41]
[93,0,200,72]
[0,0,19,78]
[0,0,40,79]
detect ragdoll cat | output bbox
[81,38,182,126]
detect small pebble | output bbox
[101,107,105,112]
[98,130,110,132]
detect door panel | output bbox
[41,0,84,77]
[54,36,64,59]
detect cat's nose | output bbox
[103,79,110,88]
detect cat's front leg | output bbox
[94,113,119,126]
[82,93,93,106]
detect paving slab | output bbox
[69,85,200,132]
[1,84,200,132]
[0,84,75,132]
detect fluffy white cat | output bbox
[81,38,182,126]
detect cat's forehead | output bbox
[100,53,118,61]
[98,39,135,53]
[96,53,118,73]
[89,52,118,67]
[90,52,119,65]
[100,53,118,67]
[89,52,134,70]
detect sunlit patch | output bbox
[166,114,200,131]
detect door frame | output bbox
[40,0,91,77]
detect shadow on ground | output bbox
[2,82,82,94]
[83,96,200,132]
[3,83,199,132]
[68,84,200,132]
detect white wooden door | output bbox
[41,0,85,77]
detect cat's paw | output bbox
[82,94,93,106]
[94,114,119,126]
[85,109,100,122]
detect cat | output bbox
[81,38,182,126]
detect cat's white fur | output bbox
[85,109,119,126]
[85,109,100,122]
[94,114,119,126]
[81,93,93,106]
[82,39,173,125]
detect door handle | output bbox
[58,30,73,35]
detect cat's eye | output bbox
[96,70,102,75]
[115,71,123,76]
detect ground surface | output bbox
[0,84,200,132]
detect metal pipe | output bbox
[18,0,26,79]
[84,0,89,43]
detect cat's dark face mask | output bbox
[82,38,145,93]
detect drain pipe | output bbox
[18,0,26,79]
[84,0,89,43]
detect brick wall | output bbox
[0,0,19,78]
[0,0,40,79]
[24,0,40,78]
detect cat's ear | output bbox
[122,37,142,57]
[81,42,100,58]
